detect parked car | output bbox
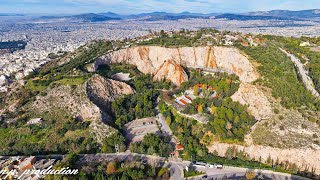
[207,164,215,168]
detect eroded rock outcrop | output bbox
[153,60,188,85]
[231,83,273,120]
[86,75,135,112]
[208,143,320,174]
[96,46,259,85]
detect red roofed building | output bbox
[241,42,249,47]
[185,96,192,101]
[253,38,261,44]
[179,99,189,106]
[196,84,203,89]
[176,144,184,151]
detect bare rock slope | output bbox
[208,143,320,174]
[231,83,273,120]
[153,60,188,85]
[86,75,135,112]
[96,46,259,85]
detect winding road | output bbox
[280,48,320,98]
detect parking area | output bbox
[124,117,161,142]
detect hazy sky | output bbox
[1,0,320,15]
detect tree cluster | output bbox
[130,133,174,157]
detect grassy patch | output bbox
[55,77,86,86]
[184,169,205,177]
[25,79,50,92]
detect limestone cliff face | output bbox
[153,60,188,85]
[208,143,320,174]
[231,83,273,120]
[96,46,259,85]
[213,47,258,83]
[86,75,135,112]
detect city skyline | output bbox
[1,0,320,15]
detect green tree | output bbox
[165,116,171,126]
[197,104,203,114]
[147,146,155,155]
[193,85,199,96]
[106,161,117,175]
[226,109,234,120]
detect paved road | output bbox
[175,110,209,124]
[155,96,177,144]
[2,153,310,180]
[78,151,165,165]
[188,166,311,180]
[157,113,173,136]
[169,161,185,180]
[280,48,320,98]
[186,66,235,75]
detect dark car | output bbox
[140,157,148,164]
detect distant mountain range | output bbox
[247,9,320,19]
[214,13,297,21]
[39,13,120,22]
[0,13,24,17]
[38,11,217,22]
[35,9,320,22]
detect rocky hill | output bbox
[96,45,266,120]
[95,45,320,174]
[27,75,134,143]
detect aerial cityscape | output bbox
[0,0,320,179]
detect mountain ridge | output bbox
[32,9,320,22]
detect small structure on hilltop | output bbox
[111,72,132,81]
[170,144,185,159]
[26,118,43,125]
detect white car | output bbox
[207,164,215,168]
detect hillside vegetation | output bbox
[264,35,320,93]
[238,44,320,111]
[0,40,113,155]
